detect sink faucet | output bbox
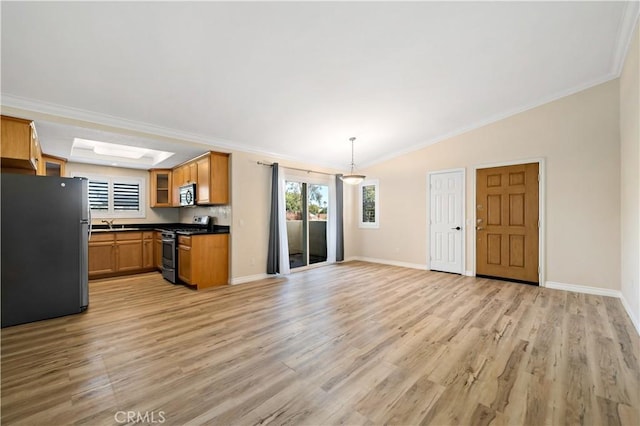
[101,219,114,229]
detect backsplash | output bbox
[179,205,231,226]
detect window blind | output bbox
[114,182,140,211]
[88,180,109,211]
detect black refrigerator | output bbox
[1,173,89,327]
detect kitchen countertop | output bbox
[92,223,230,234]
[175,228,230,236]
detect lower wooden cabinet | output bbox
[116,233,143,272]
[142,232,154,268]
[88,231,156,278]
[177,233,228,289]
[88,234,117,276]
[154,231,163,270]
[88,230,229,286]
[178,236,192,284]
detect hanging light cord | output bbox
[349,137,356,173]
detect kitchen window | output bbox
[81,175,146,219]
[359,179,379,229]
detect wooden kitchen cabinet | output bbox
[149,169,173,207]
[169,151,228,207]
[115,232,143,272]
[177,162,197,185]
[154,231,163,270]
[171,161,196,206]
[1,115,41,174]
[178,236,192,284]
[178,233,228,289]
[89,231,155,278]
[172,166,184,206]
[187,162,197,184]
[142,232,154,268]
[195,152,229,205]
[88,233,117,277]
[41,154,66,177]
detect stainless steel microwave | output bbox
[179,183,196,206]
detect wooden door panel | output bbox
[509,194,525,225]
[487,234,501,265]
[487,195,502,225]
[509,235,525,267]
[487,173,502,187]
[476,163,539,283]
[509,171,525,185]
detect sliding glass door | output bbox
[285,180,329,269]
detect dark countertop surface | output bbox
[92,223,230,234]
[175,228,230,236]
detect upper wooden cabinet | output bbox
[1,116,67,177]
[149,169,173,207]
[187,162,197,184]
[1,115,41,173]
[41,154,67,177]
[195,152,229,205]
[170,162,196,206]
[172,166,184,206]
[168,151,229,206]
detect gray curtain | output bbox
[266,163,280,274]
[336,174,344,262]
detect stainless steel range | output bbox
[160,215,212,284]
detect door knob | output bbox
[451,226,461,230]
[476,226,484,230]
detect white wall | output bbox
[228,151,345,282]
[351,79,621,292]
[66,162,179,225]
[178,205,231,226]
[620,20,640,331]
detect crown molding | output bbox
[0,93,344,170]
[359,73,618,169]
[611,1,640,77]
[1,93,239,147]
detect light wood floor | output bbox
[2,262,638,425]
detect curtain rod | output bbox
[256,161,337,177]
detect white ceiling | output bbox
[1,1,638,170]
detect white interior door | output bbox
[429,170,464,274]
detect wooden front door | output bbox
[476,163,539,283]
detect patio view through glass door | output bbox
[285,181,329,269]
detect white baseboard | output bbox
[464,270,474,277]
[229,273,271,285]
[545,281,622,298]
[347,256,428,271]
[619,293,640,335]
[546,280,639,335]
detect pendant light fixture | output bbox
[340,137,366,185]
